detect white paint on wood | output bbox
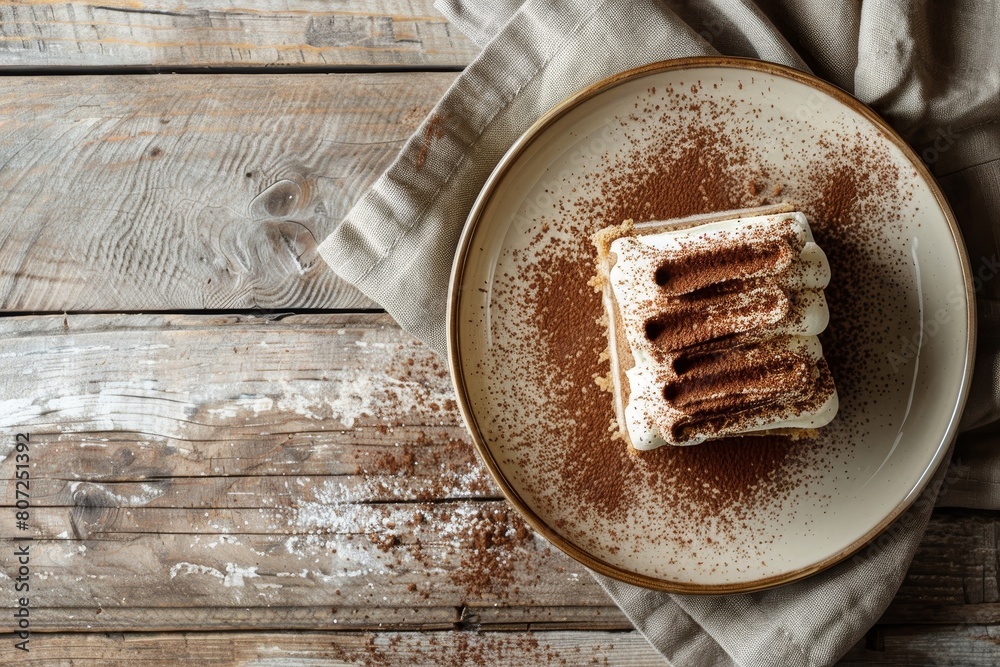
[0,311,996,663]
[70,480,166,506]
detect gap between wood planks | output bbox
[5,492,507,506]
[0,64,466,76]
[0,308,386,317]
[0,605,636,632]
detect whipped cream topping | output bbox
[607,211,839,448]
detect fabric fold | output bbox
[319,0,718,354]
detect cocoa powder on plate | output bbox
[485,80,913,557]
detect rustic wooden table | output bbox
[0,2,996,665]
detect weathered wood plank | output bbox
[2,313,1000,636]
[840,625,1000,665]
[882,509,1000,624]
[0,505,604,610]
[0,313,609,617]
[6,507,1000,625]
[2,426,477,486]
[0,626,994,666]
[25,471,494,508]
[0,604,633,632]
[0,73,457,311]
[0,313,445,435]
[0,0,478,69]
[8,501,1000,625]
[0,630,669,666]
[0,312,455,436]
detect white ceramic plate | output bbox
[448,58,975,593]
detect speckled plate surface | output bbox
[448,58,975,593]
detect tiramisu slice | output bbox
[592,204,839,449]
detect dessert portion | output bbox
[592,204,839,449]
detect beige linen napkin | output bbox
[318,1,1000,664]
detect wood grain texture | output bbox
[0,630,671,666]
[0,0,478,69]
[0,314,1000,652]
[839,625,1000,666]
[0,313,611,623]
[0,73,458,311]
[0,626,997,665]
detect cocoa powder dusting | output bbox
[483,81,917,571]
[587,128,759,226]
[353,436,537,600]
[486,130,808,557]
[327,632,606,667]
[651,234,798,296]
[513,245,810,536]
